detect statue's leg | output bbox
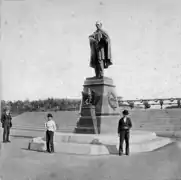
[94,60,103,78]
[94,60,102,78]
[98,59,104,78]
[94,66,99,78]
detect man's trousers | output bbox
[3,125,10,142]
[119,130,130,155]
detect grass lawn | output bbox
[11,109,181,133]
[12,111,79,127]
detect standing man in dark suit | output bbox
[1,107,12,143]
[118,110,132,156]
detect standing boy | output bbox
[118,110,132,156]
[45,113,56,153]
[1,107,12,143]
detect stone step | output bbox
[11,124,181,135]
[133,126,181,129]
[135,124,180,127]
[133,127,181,131]
[134,120,181,124]
[28,135,173,155]
[11,125,74,132]
[134,126,181,129]
[156,131,181,138]
[53,131,157,144]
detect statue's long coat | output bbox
[89,29,113,69]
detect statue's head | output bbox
[95,21,102,30]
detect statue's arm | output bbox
[99,29,110,42]
[89,33,99,50]
[1,114,4,124]
[89,35,97,45]
[89,33,96,40]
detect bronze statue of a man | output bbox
[89,21,113,78]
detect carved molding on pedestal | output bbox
[107,92,118,110]
[81,88,101,106]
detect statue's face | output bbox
[96,22,102,30]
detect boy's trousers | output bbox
[46,130,54,152]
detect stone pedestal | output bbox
[75,77,120,134]
[75,104,98,134]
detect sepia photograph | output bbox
[1,0,181,179]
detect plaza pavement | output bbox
[0,130,181,180]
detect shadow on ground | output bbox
[11,135,34,139]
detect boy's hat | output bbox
[122,110,129,115]
[47,113,53,118]
[4,106,11,112]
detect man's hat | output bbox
[122,110,129,115]
[47,113,53,118]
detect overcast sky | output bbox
[1,0,181,101]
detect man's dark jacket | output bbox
[1,113,12,128]
[118,117,132,134]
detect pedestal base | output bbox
[75,104,99,134]
[75,76,120,134]
[28,131,173,155]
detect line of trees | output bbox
[1,98,180,116]
[1,98,81,116]
[118,101,150,109]
[119,100,181,110]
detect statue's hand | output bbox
[89,37,97,43]
[89,34,95,39]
